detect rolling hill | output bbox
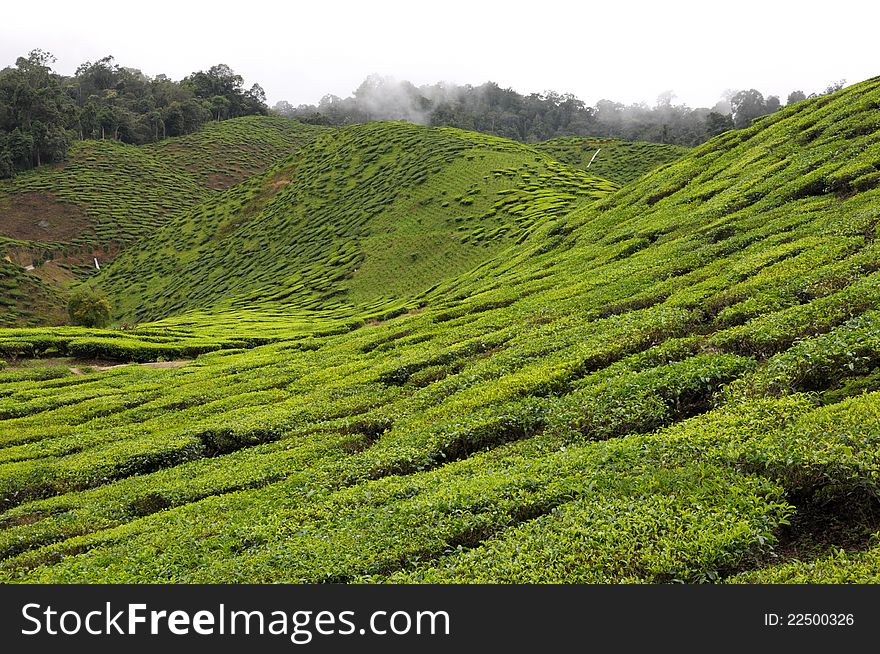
[0,77,879,583]
[0,116,327,326]
[535,136,688,184]
[98,122,617,323]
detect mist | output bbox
[273,76,837,147]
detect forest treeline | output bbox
[1,49,845,178]
[0,50,268,177]
[275,76,844,147]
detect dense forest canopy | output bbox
[0,50,268,177]
[274,75,845,146]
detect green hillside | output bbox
[0,117,327,326]
[0,77,880,583]
[145,115,326,189]
[535,136,689,184]
[98,122,617,322]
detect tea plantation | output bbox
[97,122,618,322]
[0,77,879,583]
[0,116,327,326]
[535,136,689,184]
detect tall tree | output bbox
[0,49,74,172]
[705,111,734,138]
[730,89,768,129]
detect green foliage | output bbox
[0,50,75,176]
[731,89,778,128]
[67,287,111,327]
[182,64,267,120]
[534,137,688,184]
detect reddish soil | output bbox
[0,192,90,242]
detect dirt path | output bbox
[69,360,192,375]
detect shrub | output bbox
[67,287,112,328]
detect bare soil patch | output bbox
[0,192,90,242]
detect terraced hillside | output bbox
[0,117,327,326]
[536,136,688,184]
[145,116,324,189]
[98,122,617,322]
[1,77,880,583]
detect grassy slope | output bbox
[535,136,688,184]
[145,115,324,189]
[98,122,617,323]
[0,117,327,326]
[0,78,880,582]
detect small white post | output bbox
[587,148,602,168]
[94,258,101,270]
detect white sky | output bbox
[2,0,877,108]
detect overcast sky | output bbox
[3,0,877,108]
